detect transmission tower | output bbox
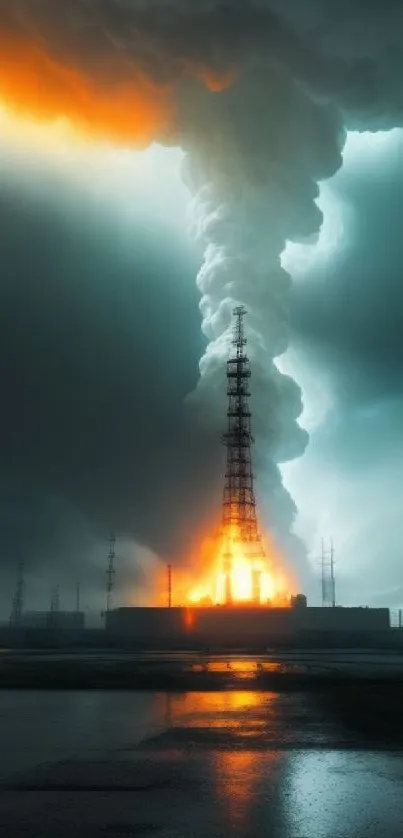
[106,533,116,613]
[50,584,60,614]
[221,306,265,604]
[75,582,81,613]
[321,538,336,607]
[9,559,25,627]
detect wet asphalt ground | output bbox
[0,686,403,836]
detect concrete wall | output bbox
[106,605,390,647]
[290,607,390,632]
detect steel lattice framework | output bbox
[9,560,24,627]
[221,306,265,603]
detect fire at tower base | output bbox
[187,306,295,609]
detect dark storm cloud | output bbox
[292,135,403,411]
[285,131,403,606]
[2,0,403,120]
[0,165,220,612]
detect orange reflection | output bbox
[157,689,277,730]
[157,690,279,831]
[213,750,258,830]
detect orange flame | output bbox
[187,524,294,607]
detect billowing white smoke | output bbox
[179,68,342,567]
[186,176,310,549]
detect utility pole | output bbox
[321,538,336,607]
[9,559,25,627]
[50,585,60,614]
[75,582,81,613]
[106,533,116,614]
[167,564,172,608]
[330,538,336,608]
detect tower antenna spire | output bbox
[50,584,60,614]
[106,533,116,613]
[321,538,336,607]
[10,559,25,627]
[221,306,265,604]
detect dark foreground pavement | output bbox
[1,689,403,836]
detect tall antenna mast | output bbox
[321,538,336,607]
[221,306,265,604]
[75,582,81,613]
[10,559,25,627]
[106,533,116,613]
[50,584,60,614]
[330,538,336,608]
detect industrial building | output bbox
[106,605,390,648]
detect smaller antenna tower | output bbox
[10,560,25,626]
[50,585,60,614]
[106,533,116,613]
[321,538,336,607]
[75,582,81,613]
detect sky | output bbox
[1,1,403,618]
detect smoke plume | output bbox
[1,1,402,584]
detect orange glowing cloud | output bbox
[195,66,237,93]
[0,35,236,147]
[0,36,174,146]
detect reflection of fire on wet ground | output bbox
[189,658,309,680]
[147,689,350,753]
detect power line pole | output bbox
[321,538,336,607]
[10,559,25,627]
[50,584,60,614]
[330,538,336,608]
[106,533,116,614]
[75,582,81,613]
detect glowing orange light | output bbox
[195,67,237,92]
[186,524,294,608]
[0,36,236,147]
[0,36,173,145]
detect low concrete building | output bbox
[106,605,390,648]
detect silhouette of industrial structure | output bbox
[50,584,60,615]
[9,560,25,627]
[321,538,336,607]
[105,533,116,614]
[221,305,265,604]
